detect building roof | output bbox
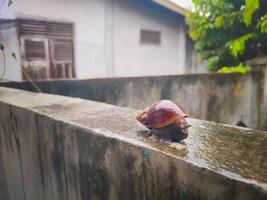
[152,0,189,16]
[0,1,189,31]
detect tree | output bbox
[186,0,267,71]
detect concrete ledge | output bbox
[0,87,266,200]
[0,72,265,129]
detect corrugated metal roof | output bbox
[153,0,189,16]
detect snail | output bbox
[136,100,190,142]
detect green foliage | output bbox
[214,16,224,28]
[259,14,267,33]
[186,0,267,71]
[218,63,252,74]
[11,52,17,61]
[0,43,4,51]
[228,33,253,58]
[244,0,259,26]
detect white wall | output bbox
[1,0,108,79]
[112,0,186,77]
[0,26,22,81]
[1,0,202,80]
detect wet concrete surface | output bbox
[0,87,266,200]
[31,97,267,187]
[139,119,267,186]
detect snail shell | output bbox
[136,100,190,142]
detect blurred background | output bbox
[0,0,201,80]
[0,0,266,130]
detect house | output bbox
[0,0,203,81]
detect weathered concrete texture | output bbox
[1,72,265,129]
[0,87,266,200]
[246,57,267,131]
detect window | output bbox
[21,37,49,80]
[52,41,73,62]
[140,30,161,45]
[50,40,74,78]
[18,19,75,80]
[24,39,46,60]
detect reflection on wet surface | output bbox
[138,118,267,184]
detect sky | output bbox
[170,0,192,8]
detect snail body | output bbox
[136,100,190,142]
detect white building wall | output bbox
[0,27,22,81]
[1,0,202,80]
[1,0,108,79]
[112,0,186,77]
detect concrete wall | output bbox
[1,0,203,81]
[0,87,266,200]
[1,72,265,130]
[246,57,267,132]
[262,66,267,131]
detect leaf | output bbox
[259,14,267,33]
[228,33,253,58]
[12,52,17,61]
[243,0,259,26]
[186,0,266,71]
[8,0,13,7]
[215,16,224,28]
[207,56,219,71]
[218,63,252,74]
[0,43,4,51]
